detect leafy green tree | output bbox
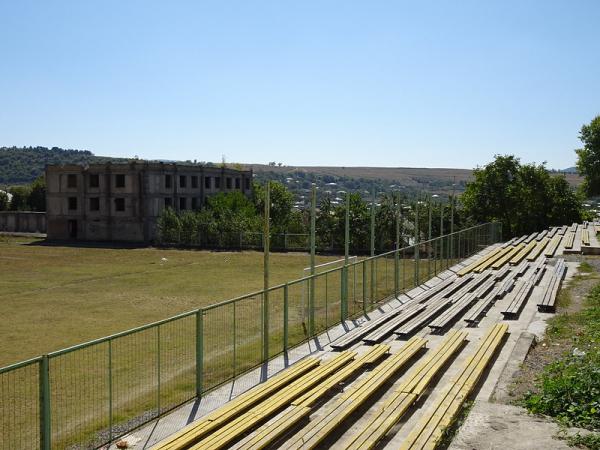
[156,207,182,243]
[8,186,31,211]
[316,196,335,249]
[0,190,8,211]
[332,193,370,251]
[28,176,46,211]
[575,115,600,196]
[252,181,295,233]
[179,211,200,245]
[462,155,583,237]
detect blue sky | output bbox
[1,1,599,169]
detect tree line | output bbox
[156,180,466,252]
[0,177,46,212]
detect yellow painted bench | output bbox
[344,330,468,450]
[229,344,390,450]
[564,232,575,249]
[281,336,427,449]
[399,323,508,450]
[508,240,536,265]
[487,244,524,270]
[544,235,562,257]
[186,351,356,450]
[151,356,320,450]
[456,247,502,277]
[582,229,590,246]
[526,237,549,261]
[472,245,515,273]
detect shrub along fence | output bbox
[0,222,501,450]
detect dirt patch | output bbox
[508,256,600,402]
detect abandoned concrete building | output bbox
[45,162,253,241]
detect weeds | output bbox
[523,278,600,431]
[561,431,600,450]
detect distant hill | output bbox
[0,147,583,205]
[0,146,127,185]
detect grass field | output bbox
[0,232,467,449]
[0,235,340,367]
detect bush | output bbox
[523,282,600,431]
[156,208,181,244]
[524,351,600,429]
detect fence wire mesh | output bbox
[0,222,499,450]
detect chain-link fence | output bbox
[0,222,501,450]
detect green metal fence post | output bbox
[233,302,237,376]
[362,260,368,315]
[342,192,350,321]
[108,340,113,443]
[394,193,400,297]
[414,197,419,286]
[157,325,161,416]
[309,185,316,336]
[370,188,376,302]
[283,283,289,352]
[195,309,204,397]
[39,355,50,450]
[263,182,271,362]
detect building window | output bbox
[89,174,99,188]
[191,197,198,210]
[245,178,250,190]
[68,197,77,210]
[180,175,187,188]
[205,176,211,189]
[226,177,232,189]
[165,175,172,189]
[115,198,125,212]
[179,197,186,210]
[191,176,198,188]
[89,197,100,211]
[235,178,240,189]
[165,197,172,208]
[67,174,77,188]
[215,177,221,189]
[115,174,126,188]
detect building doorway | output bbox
[68,220,78,239]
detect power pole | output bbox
[262,181,270,362]
[309,184,316,336]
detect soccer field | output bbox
[0,235,338,367]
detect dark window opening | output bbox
[245,178,251,190]
[180,175,187,188]
[235,178,240,189]
[68,197,77,211]
[179,197,186,210]
[67,174,77,188]
[165,175,172,189]
[90,197,100,211]
[89,174,99,188]
[191,176,198,188]
[215,177,221,189]
[191,197,198,210]
[115,174,126,188]
[226,177,232,189]
[205,176,211,189]
[165,197,172,208]
[115,198,125,212]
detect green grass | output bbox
[0,236,343,367]
[0,235,466,449]
[523,274,600,432]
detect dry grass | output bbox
[0,235,339,367]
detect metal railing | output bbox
[0,222,501,450]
